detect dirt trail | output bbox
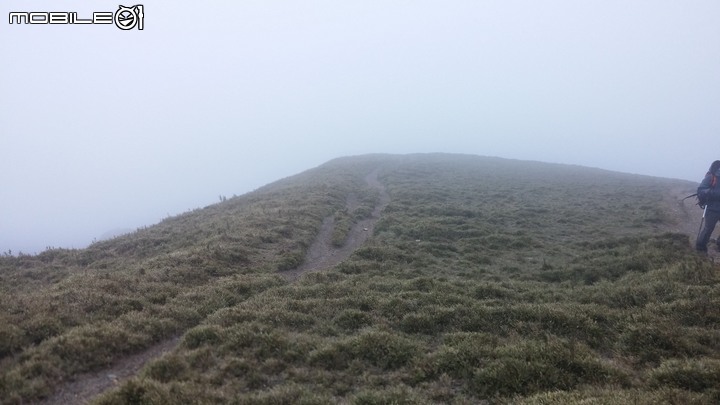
[39,336,180,405]
[280,168,390,281]
[36,174,713,405]
[40,169,389,404]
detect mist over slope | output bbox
[1,154,717,404]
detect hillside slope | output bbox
[1,154,718,404]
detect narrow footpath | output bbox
[280,168,390,281]
[40,168,390,404]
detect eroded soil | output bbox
[38,337,180,405]
[40,168,390,404]
[41,174,715,405]
[279,168,390,281]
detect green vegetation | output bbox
[1,153,718,404]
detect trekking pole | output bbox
[680,193,698,209]
[696,205,708,243]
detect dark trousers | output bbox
[696,209,720,251]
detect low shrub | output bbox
[468,339,626,398]
[311,329,420,371]
[352,385,424,405]
[94,378,172,405]
[649,359,720,393]
[182,325,223,349]
[334,309,373,331]
[143,354,189,383]
[619,324,706,365]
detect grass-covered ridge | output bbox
[1,153,718,404]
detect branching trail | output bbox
[35,174,711,405]
[280,168,390,281]
[40,169,389,404]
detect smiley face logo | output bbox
[114,5,144,30]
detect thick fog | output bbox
[2,1,719,254]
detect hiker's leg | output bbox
[696,210,720,251]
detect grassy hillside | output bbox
[1,154,718,404]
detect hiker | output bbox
[695,160,720,253]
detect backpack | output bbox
[697,173,718,208]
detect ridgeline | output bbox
[1,154,718,404]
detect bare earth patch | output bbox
[280,167,390,281]
[39,169,390,404]
[38,336,180,405]
[39,174,711,404]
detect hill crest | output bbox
[1,153,717,405]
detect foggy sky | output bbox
[2,1,719,254]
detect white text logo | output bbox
[9,5,144,30]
